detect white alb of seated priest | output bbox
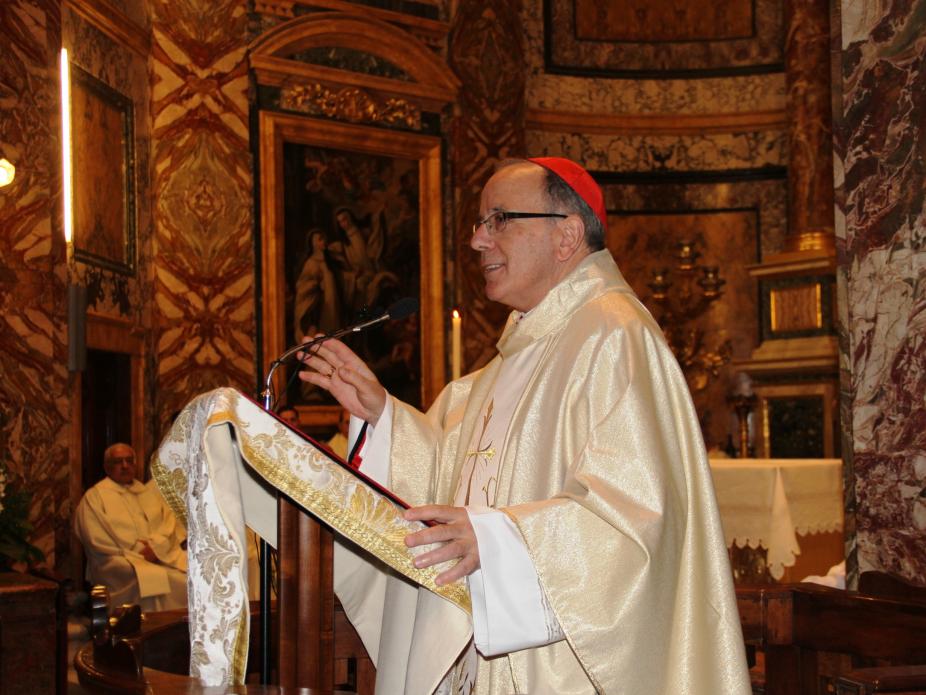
[74,442,188,612]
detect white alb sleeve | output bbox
[347,397,393,487]
[466,507,565,656]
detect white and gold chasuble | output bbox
[152,251,751,694]
[443,337,560,693]
[377,250,751,694]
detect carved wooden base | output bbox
[0,572,60,695]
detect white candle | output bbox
[451,309,462,381]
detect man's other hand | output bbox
[404,505,480,586]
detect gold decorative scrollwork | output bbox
[254,0,296,17]
[280,83,422,130]
[646,240,732,393]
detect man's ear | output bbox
[555,214,586,261]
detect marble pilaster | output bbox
[149,0,255,435]
[448,0,529,370]
[835,0,926,586]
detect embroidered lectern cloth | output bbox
[151,387,471,686]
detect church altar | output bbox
[709,458,844,580]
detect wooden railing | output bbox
[736,580,926,694]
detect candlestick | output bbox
[451,309,462,381]
[727,393,757,458]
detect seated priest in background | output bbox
[74,442,188,612]
[299,158,751,694]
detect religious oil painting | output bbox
[70,63,136,274]
[260,113,445,428]
[284,145,421,407]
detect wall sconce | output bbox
[0,156,14,187]
[60,47,74,245]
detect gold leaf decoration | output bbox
[280,83,422,130]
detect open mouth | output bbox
[482,263,504,274]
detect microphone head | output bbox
[387,297,419,321]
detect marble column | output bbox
[834,0,926,586]
[149,0,255,434]
[448,0,528,370]
[784,0,835,252]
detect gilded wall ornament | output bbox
[646,240,732,393]
[280,84,421,130]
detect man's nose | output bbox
[470,222,494,251]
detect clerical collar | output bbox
[496,250,624,357]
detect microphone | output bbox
[261,297,420,409]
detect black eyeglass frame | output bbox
[472,211,568,236]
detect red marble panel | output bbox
[0,0,68,568]
[546,0,783,76]
[835,1,926,584]
[149,0,254,433]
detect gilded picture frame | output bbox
[259,111,445,429]
[69,63,137,275]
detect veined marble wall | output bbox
[0,0,67,567]
[149,0,254,436]
[835,0,926,585]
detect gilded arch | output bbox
[249,12,459,118]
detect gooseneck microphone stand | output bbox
[256,298,418,684]
[260,309,400,410]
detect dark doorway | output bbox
[81,349,132,489]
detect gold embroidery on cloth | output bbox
[154,394,251,685]
[237,432,471,614]
[154,387,471,689]
[150,456,189,527]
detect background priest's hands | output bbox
[139,540,159,564]
[297,337,387,424]
[404,505,479,586]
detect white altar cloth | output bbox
[710,458,843,579]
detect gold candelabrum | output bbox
[647,241,731,392]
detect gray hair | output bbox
[496,159,605,251]
[103,443,135,464]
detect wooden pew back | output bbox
[736,583,926,695]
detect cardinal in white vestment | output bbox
[300,158,752,694]
[74,442,188,612]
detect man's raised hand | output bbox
[297,338,387,425]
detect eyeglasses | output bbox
[472,211,567,237]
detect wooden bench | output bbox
[736,580,926,695]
